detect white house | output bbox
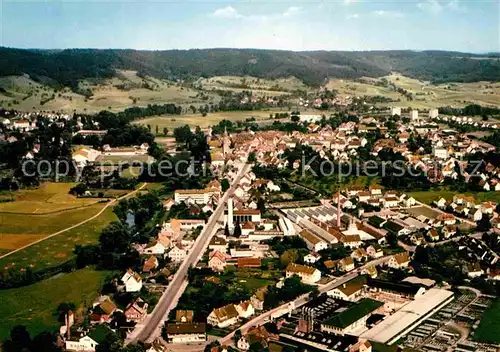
[65,335,99,352]
[168,244,188,263]
[208,251,227,272]
[387,252,410,269]
[143,240,166,255]
[121,269,143,292]
[466,262,484,278]
[470,209,483,222]
[304,253,321,264]
[235,301,255,319]
[207,304,239,328]
[285,263,321,284]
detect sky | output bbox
[0,0,498,52]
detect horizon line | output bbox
[1,46,499,55]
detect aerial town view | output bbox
[0,1,499,352]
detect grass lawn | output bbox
[409,190,500,205]
[473,299,500,344]
[0,268,112,341]
[0,206,117,272]
[133,110,272,130]
[235,277,275,292]
[0,183,99,214]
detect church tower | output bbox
[223,126,231,156]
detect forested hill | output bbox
[1,47,499,87]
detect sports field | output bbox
[0,268,112,341]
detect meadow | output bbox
[0,206,117,272]
[0,70,215,114]
[0,183,99,214]
[196,75,308,96]
[133,110,274,130]
[326,73,500,109]
[473,299,500,344]
[0,268,112,341]
[408,190,500,205]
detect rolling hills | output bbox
[1,48,499,88]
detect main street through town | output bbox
[129,162,251,344]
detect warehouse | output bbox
[360,288,454,344]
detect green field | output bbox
[409,190,500,205]
[0,268,112,341]
[473,299,500,344]
[0,206,117,272]
[0,183,100,214]
[133,110,274,130]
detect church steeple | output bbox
[223,126,231,156]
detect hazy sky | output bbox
[1,0,498,52]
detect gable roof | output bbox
[322,298,383,329]
[286,263,317,275]
[334,275,367,296]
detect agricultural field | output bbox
[196,75,308,96]
[0,183,99,214]
[0,206,117,272]
[473,299,500,344]
[0,70,215,113]
[326,73,500,109]
[0,268,112,341]
[133,110,275,130]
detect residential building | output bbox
[286,263,321,284]
[165,323,207,343]
[250,287,268,311]
[207,304,239,328]
[168,244,188,263]
[410,110,419,121]
[304,253,321,264]
[235,300,255,319]
[124,298,148,322]
[121,269,143,292]
[366,245,383,259]
[208,251,227,272]
[391,107,401,116]
[327,276,367,301]
[142,255,159,273]
[144,240,166,255]
[387,252,411,269]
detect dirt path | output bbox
[0,183,147,260]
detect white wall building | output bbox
[391,107,402,116]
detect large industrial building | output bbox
[360,288,454,344]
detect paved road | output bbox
[132,163,251,343]
[219,255,390,345]
[0,182,148,260]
